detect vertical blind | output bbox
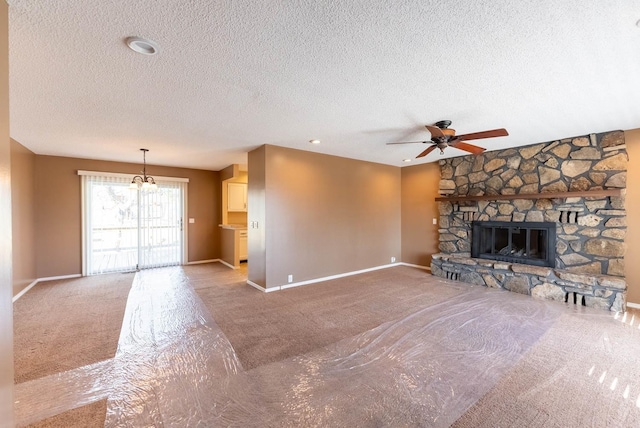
[79,171,188,275]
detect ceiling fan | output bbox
[388,120,509,158]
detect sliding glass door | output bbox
[80,172,187,275]
[138,182,184,269]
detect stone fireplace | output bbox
[430,131,628,311]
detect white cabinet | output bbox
[239,230,248,261]
[227,182,247,212]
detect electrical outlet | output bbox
[391,257,396,263]
[288,274,293,283]
[432,218,437,225]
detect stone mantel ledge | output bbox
[431,253,626,312]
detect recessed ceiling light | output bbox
[126,37,159,55]
[636,19,640,28]
[403,159,412,163]
[309,139,321,144]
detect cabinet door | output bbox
[228,183,247,212]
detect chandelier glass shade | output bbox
[130,148,158,190]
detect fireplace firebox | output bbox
[471,221,556,267]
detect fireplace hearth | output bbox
[471,221,556,268]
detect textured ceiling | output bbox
[8,0,640,171]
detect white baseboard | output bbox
[278,262,403,291]
[186,259,220,265]
[38,274,82,282]
[254,262,431,293]
[247,280,274,292]
[627,302,640,309]
[12,274,82,303]
[400,262,431,271]
[12,279,38,303]
[218,259,238,270]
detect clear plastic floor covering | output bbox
[13,267,635,426]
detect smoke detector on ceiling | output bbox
[126,37,159,55]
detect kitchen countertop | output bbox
[219,224,248,230]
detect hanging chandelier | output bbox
[130,148,158,190]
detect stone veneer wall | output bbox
[431,131,628,311]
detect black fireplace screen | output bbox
[471,221,556,267]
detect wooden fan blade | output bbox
[425,125,445,138]
[416,145,437,158]
[449,141,486,155]
[452,128,508,141]
[386,141,430,145]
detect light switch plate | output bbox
[189,218,195,224]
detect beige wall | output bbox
[401,162,440,267]
[253,145,401,289]
[10,139,36,295]
[0,0,14,423]
[34,155,221,278]
[624,128,640,304]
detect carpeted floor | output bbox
[190,263,640,426]
[13,272,133,427]
[13,263,640,426]
[190,263,463,370]
[14,273,134,383]
[25,400,107,428]
[452,309,640,427]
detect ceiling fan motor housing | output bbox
[434,120,455,140]
[435,120,452,129]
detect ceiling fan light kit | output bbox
[388,120,509,159]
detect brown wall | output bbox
[255,145,401,289]
[247,146,267,287]
[10,139,36,295]
[0,0,14,423]
[220,164,235,181]
[220,228,237,267]
[624,128,640,304]
[35,155,221,278]
[401,162,440,267]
